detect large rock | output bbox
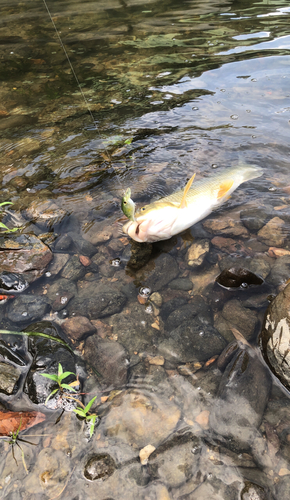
[102,390,181,448]
[0,234,52,282]
[260,282,290,390]
[210,345,271,450]
[257,217,287,247]
[136,254,179,291]
[7,295,50,324]
[83,336,129,388]
[67,282,127,319]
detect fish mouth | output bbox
[122,220,144,242]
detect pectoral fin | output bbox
[179,173,196,209]
[217,180,234,200]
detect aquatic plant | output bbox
[41,362,77,404]
[2,418,36,474]
[73,396,98,438]
[0,202,20,233]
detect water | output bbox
[0,0,290,498]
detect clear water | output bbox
[0,0,290,498]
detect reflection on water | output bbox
[0,0,290,497]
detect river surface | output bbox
[0,0,290,498]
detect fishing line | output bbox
[42,0,111,159]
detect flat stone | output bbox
[260,282,290,391]
[258,217,287,247]
[23,200,67,230]
[0,234,52,281]
[240,207,271,232]
[7,295,50,323]
[203,214,249,238]
[214,299,258,343]
[47,253,70,275]
[0,362,21,394]
[60,255,87,281]
[83,336,129,388]
[62,316,96,341]
[67,282,127,319]
[187,239,210,268]
[267,255,290,287]
[103,390,181,448]
[168,278,193,291]
[136,254,179,291]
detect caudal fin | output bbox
[238,164,263,182]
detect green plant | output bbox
[0,202,20,233]
[73,396,98,438]
[41,362,77,404]
[3,418,36,473]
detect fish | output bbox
[122,164,263,243]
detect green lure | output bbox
[121,188,136,221]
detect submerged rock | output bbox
[0,233,52,282]
[84,454,116,481]
[136,253,179,291]
[258,216,287,247]
[83,336,129,388]
[260,282,290,391]
[7,295,50,324]
[0,271,29,294]
[0,362,21,395]
[186,239,210,269]
[209,345,271,450]
[67,282,127,319]
[216,267,263,290]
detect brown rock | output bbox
[187,239,210,268]
[62,315,96,341]
[0,234,52,281]
[48,253,70,275]
[268,247,290,258]
[90,319,112,338]
[258,217,287,247]
[203,214,249,237]
[79,255,91,266]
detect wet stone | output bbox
[203,213,249,238]
[47,253,70,276]
[260,282,290,390]
[60,255,87,281]
[54,233,73,251]
[124,240,153,270]
[165,297,212,332]
[67,282,127,319]
[161,296,188,320]
[169,278,193,291]
[240,207,271,232]
[24,321,76,405]
[267,255,290,287]
[159,318,226,364]
[46,278,77,307]
[67,231,97,257]
[258,217,287,247]
[138,253,179,291]
[23,199,67,230]
[7,295,49,323]
[187,239,210,268]
[216,267,263,290]
[0,272,28,294]
[209,346,271,450]
[215,299,258,343]
[62,315,96,341]
[84,336,129,388]
[241,481,268,500]
[0,233,53,281]
[84,454,116,481]
[0,362,21,394]
[218,256,271,281]
[103,390,181,448]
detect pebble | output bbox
[187,239,210,268]
[258,217,287,247]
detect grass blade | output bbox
[0,329,73,353]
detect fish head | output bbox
[122,201,179,242]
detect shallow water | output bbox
[1,0,290,498]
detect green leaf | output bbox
[88,415,97,438]
[124,137,133,145]
[45,388,58,405]
[58,363,63,377]
[40,373,59,382]
[0,329,73,353]
[0,202,13,207]
[73,408,86,417]
[0,222,9,230]
[59,371,76,381]
[61,383,77,392]
[84,396,97,414]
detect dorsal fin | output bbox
[217,180,234,200]
[179,173,196,209]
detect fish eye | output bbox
[141,207,146,211]
[123,201,127,205]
